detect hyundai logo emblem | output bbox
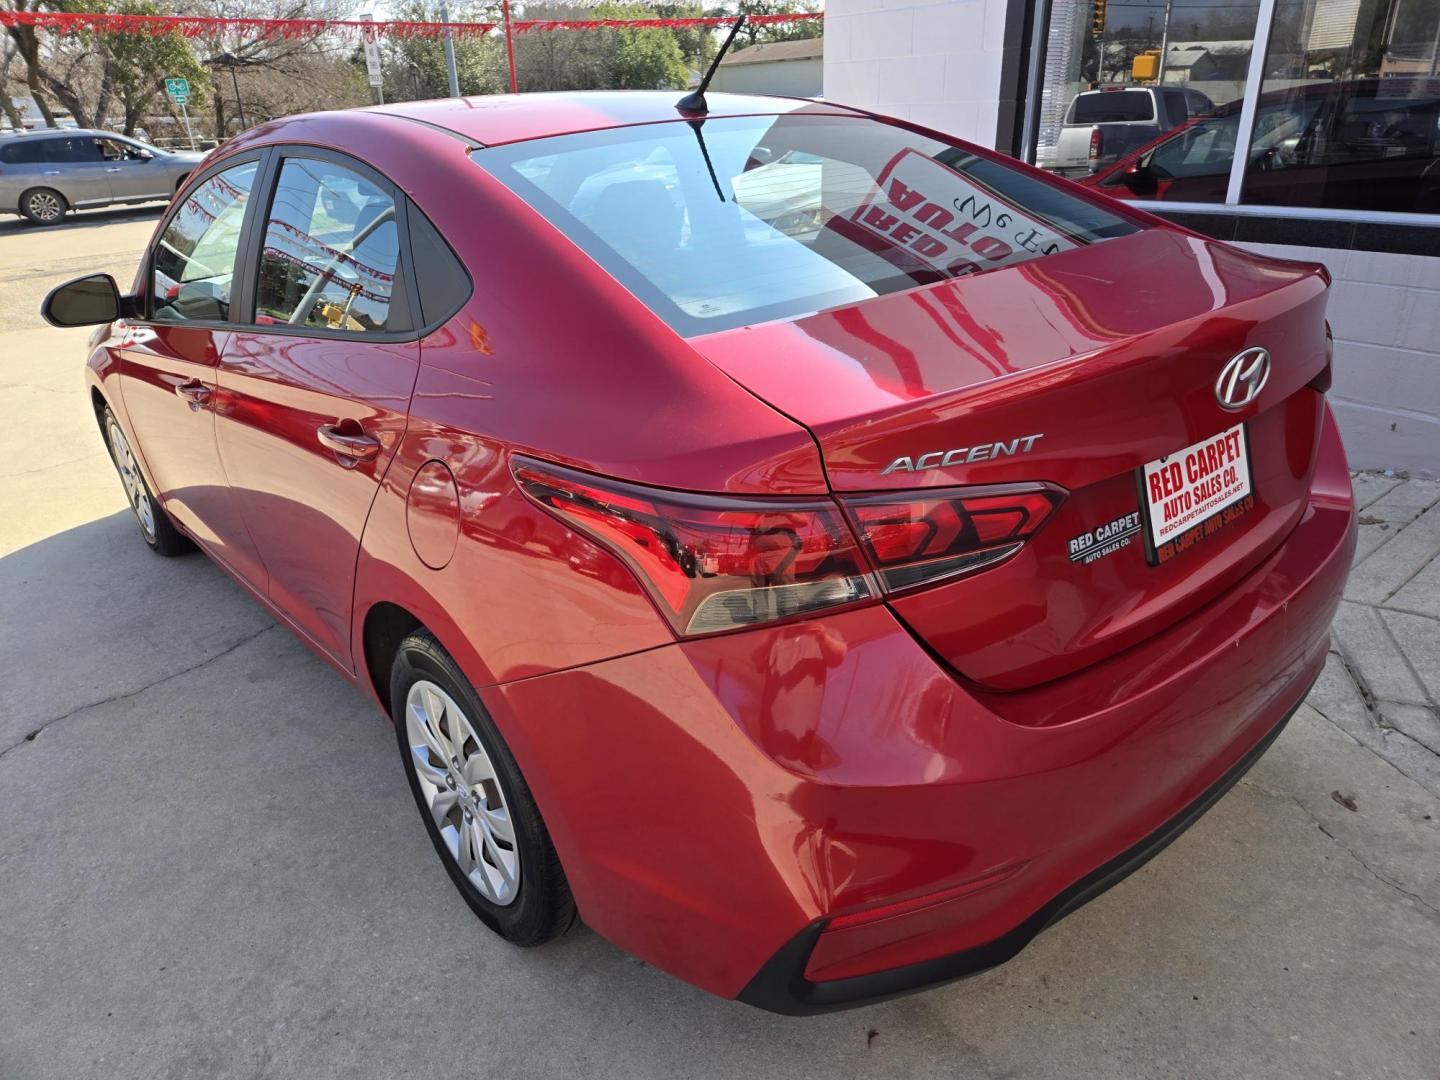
[1216,347,1271,410]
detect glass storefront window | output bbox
[1239,0,1440,213]
[1029,0,1440,216]
[1033,0,1262,201]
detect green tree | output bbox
[724,0,823,49]
[3,0,210,134]
[649,3,710,74]
[379,0,507,101]
[509,2,690,92]
[600,2,690,89]
[103,2,211,135]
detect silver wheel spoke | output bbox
[421,686,454,760]
[408,701,449,762]
[456,815,478,875]
[480,803,514,845]
[480,826,516,893]
[410,746,448,787]
[404,678,522,906]
[462,751,495,787]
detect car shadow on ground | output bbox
[1,511,1436,1078]
[0,203,165,236]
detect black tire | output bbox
[391,630,576,946]
[20,187,67,225]
[100,405,193,556]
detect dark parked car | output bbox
[0,129,203,224]
[1082,78,1440,213]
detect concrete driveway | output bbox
[2,209,1438,1080]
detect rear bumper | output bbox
[738,686,1303,1014]
[489,404,1355,1011]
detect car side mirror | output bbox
[1120,158,1159,195]
[41,273,134,327]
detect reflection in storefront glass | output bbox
[1034,0,1260,197]
[1240,0,1440,213]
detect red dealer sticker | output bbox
[1139,422,1254,565]
[833,148,1080,280]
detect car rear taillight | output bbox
[840,485,1061,593]
[1089,128,1104,162]
[512,457,876,637]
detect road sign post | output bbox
[165,77,197,151]
[359,14,384,103]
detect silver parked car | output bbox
[0,129,205,225]
[1038,86,1214,177]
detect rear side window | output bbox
[1070,91,1156,124]
[255,157,403,334]
[408,203,471,327]
[0,140,42,165]
[41,137,102,163]
[152,160,259,323]
[1314,91,1440,165]
[475,114,1141,336]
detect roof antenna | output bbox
[677,14,746,115]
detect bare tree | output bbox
[1,35,29,129]
[189,0,364,137]
[3,0,61,126]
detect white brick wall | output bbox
[824,0,1008,146]
[1236,243,1440,477]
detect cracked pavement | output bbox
[2,206,1439,1080]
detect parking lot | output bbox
[2,207,1438,1079]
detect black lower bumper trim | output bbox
[737,687,1308,1016]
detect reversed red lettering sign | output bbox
[841,148,1079,278]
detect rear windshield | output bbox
[473,114,1141,336]
[1068,91,1156,124]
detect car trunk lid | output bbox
[692,227,1332,690]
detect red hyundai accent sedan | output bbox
[43,92,1355,1014]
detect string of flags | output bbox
[0,9,822,41]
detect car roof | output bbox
[3,128,132,138]
[364,90,866,148]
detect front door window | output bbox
[151,160,259,323]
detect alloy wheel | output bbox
[405,679,521,906]
[106,417,156,543]
[27,191,62,223]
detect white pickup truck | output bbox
[1039,85,1214,178]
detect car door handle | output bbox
[106,167,123,173]
[175,380,212,410]
[316,424,381,464]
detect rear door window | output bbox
[41,137,103,163]
[1070,91,1156,124]
[254,157,403,334]
[475,113,1141,337]
[1309,90,1440,165]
